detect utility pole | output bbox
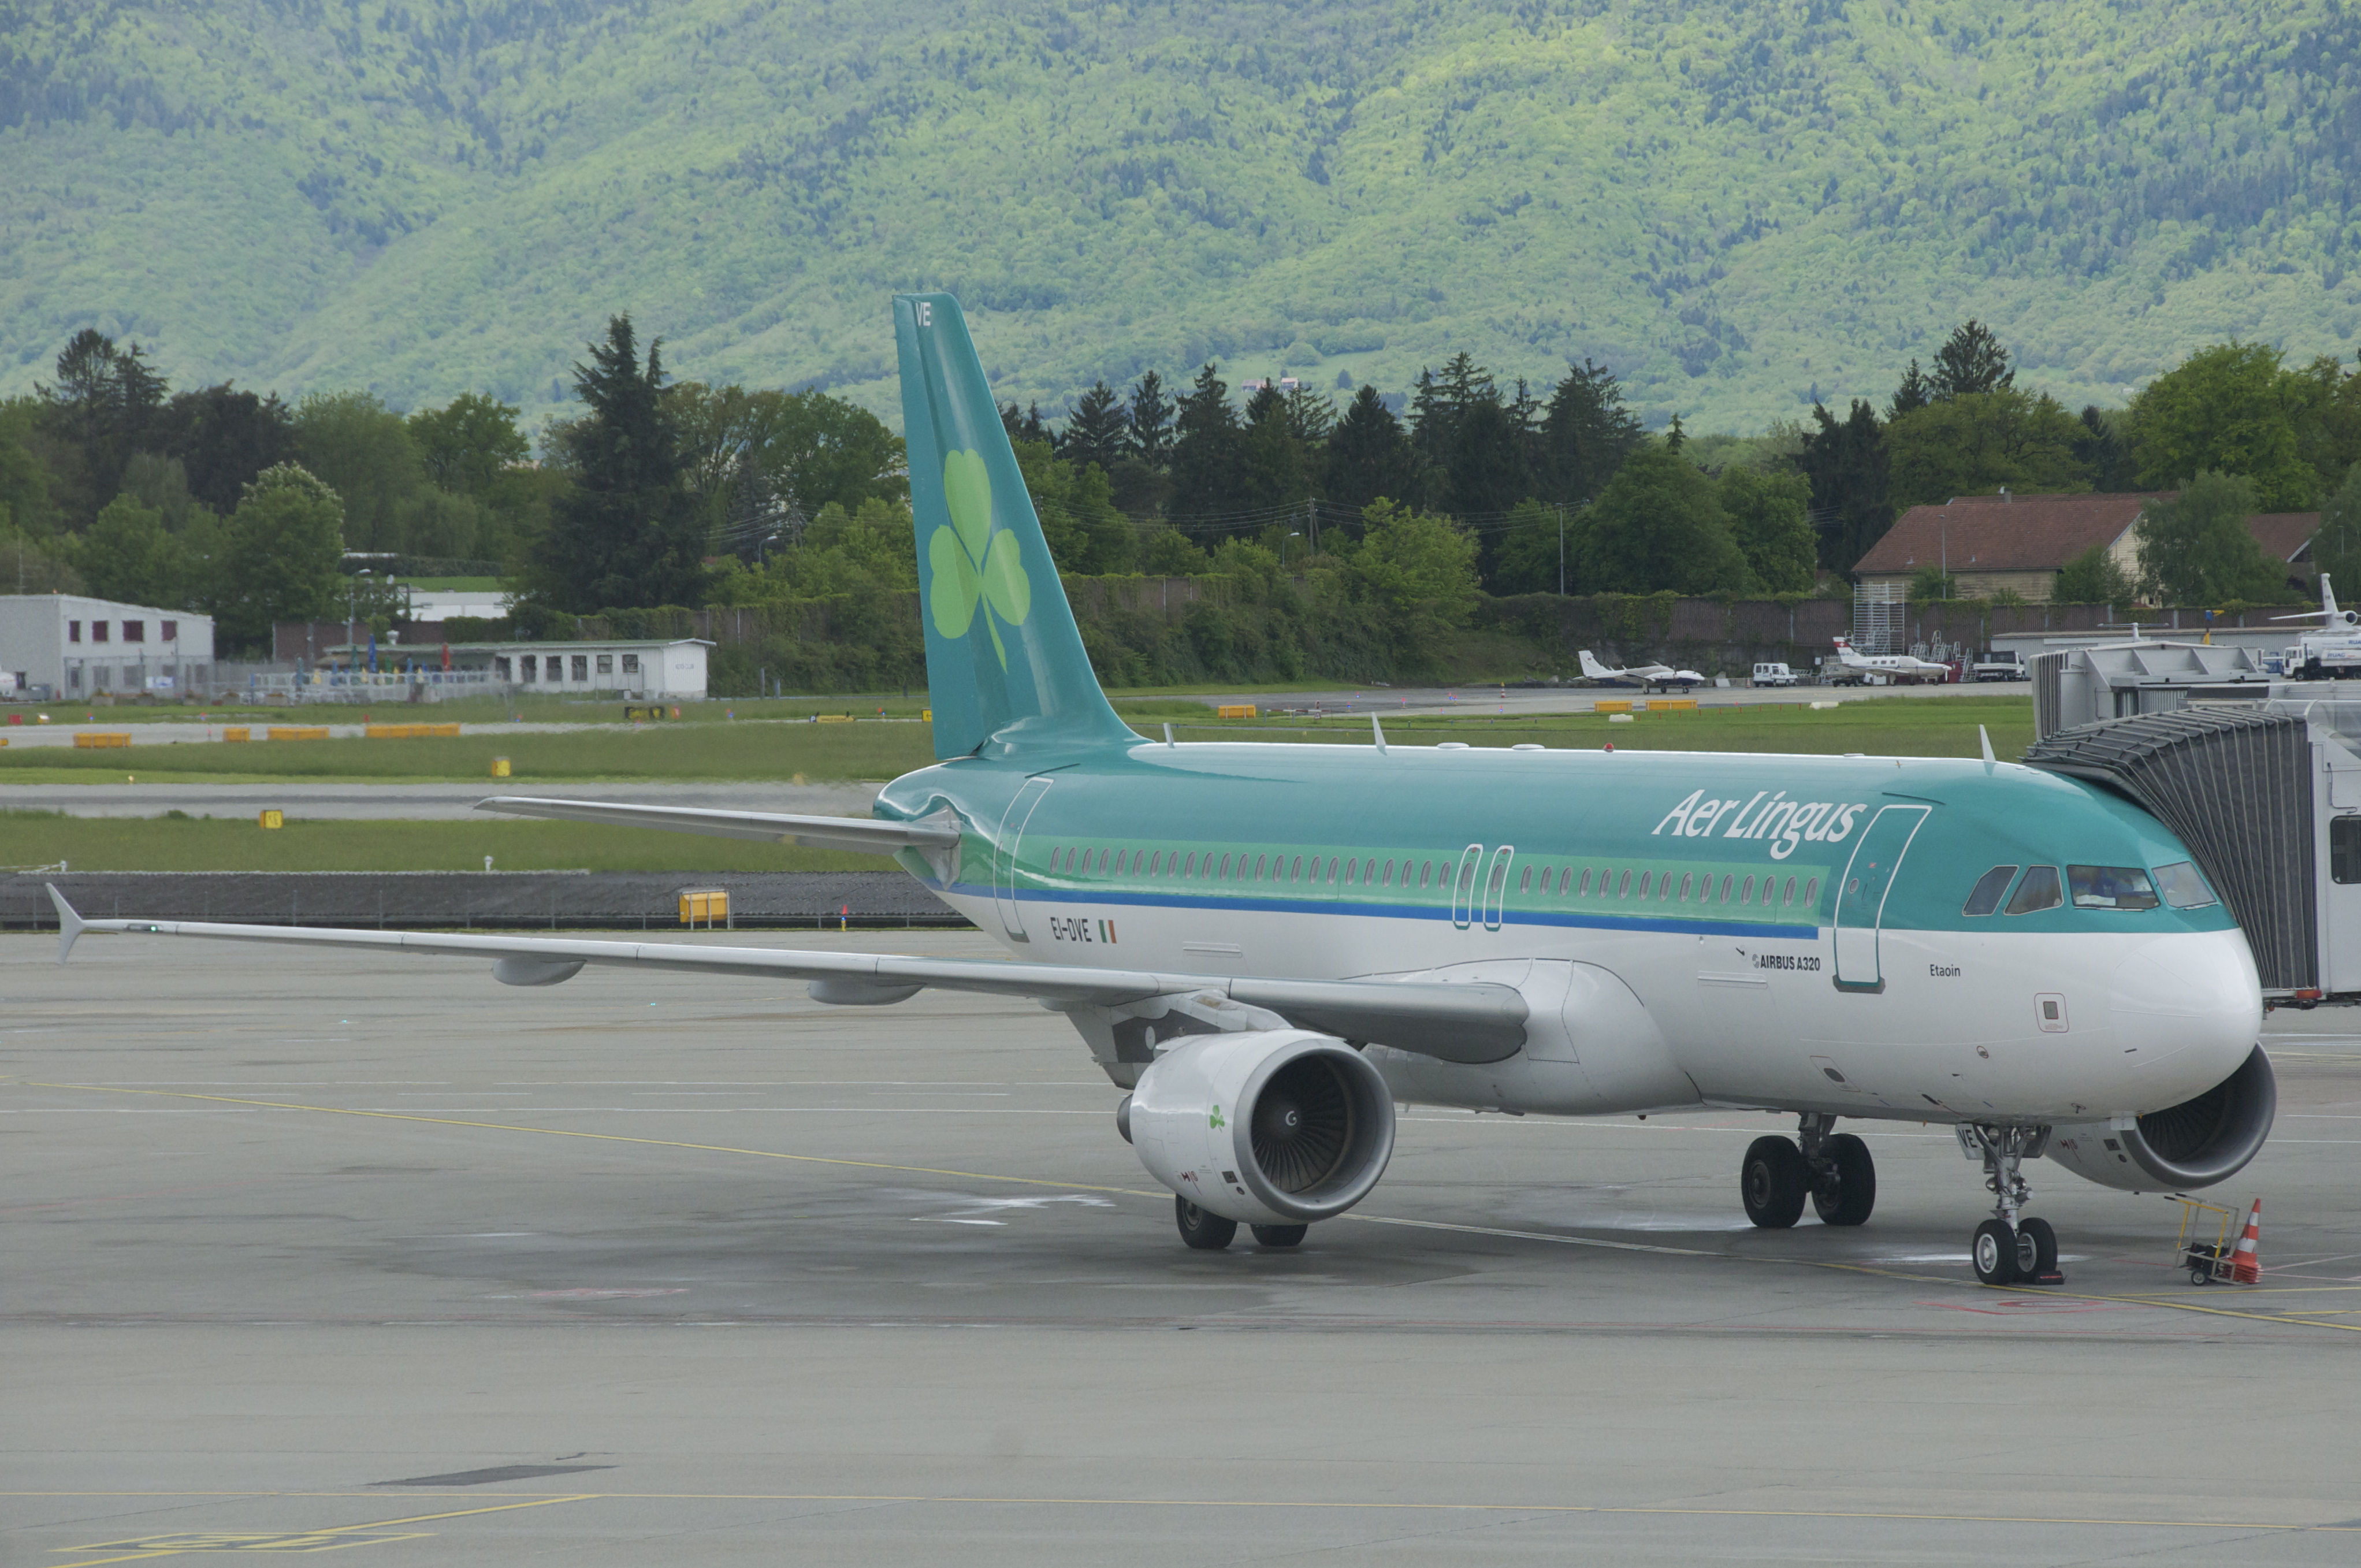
[1557,504,1567,596]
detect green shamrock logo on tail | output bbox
[928,449,1031,668]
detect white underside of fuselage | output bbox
[930,884,2261,1128]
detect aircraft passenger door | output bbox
[994,776,1054,942]
[1450,844,1485,930]
[1832,804,1931,991]
[1482,846,1516,931]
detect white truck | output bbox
[1750,662,1800,687]
[1970,650,2027,682]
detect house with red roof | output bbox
[1851,492,2319,603]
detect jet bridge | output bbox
[2023,694,2361,1001]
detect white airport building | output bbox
[271,636,713,703]
[0,594,216,700]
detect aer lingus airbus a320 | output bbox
[50,294,2274,1287]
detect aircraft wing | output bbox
[45,887,1527,1065]
[476,796,960,860]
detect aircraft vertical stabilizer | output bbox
[894,293,1134,761]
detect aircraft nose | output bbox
[2110,930,2260,1079]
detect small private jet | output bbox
[1830,636,1954,685]
[1577,648,1706,693]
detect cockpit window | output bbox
[2005,864,2063,915]
[2067,864,2159,911]
[2154,860,2219,909]
[1962,865,2018,917]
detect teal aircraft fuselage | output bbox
[879,737,2258,1127]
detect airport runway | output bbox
[9,929,2359,1565]
[0,780,884,819]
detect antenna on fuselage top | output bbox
[1979,724,1996,767]
[1372,714,1388,754]
[1163,723,1176,747]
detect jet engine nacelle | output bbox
[1127,1031,1396,1227]
[2047,1045,2276,1193]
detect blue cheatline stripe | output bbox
[927,879,1821,942]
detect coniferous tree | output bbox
[1931,320,2016,399]
[1126,371,1175,462]
[1239,384,1313,518]
[1795,399,1891,570]
[534,314,707,611]
[1168,363,1247,529]
[1062,380,1129,473]
[2073,406,2138,491]
[998,402,1053,447]
[1537,360,1645,504]
[1325,385,1418,518]
[35,329,169,526]
[1889,359,1934,420]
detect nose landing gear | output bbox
[1960,1124,2063,1285]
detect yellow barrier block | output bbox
[258,809,284,830]
[221,727,250,742]
[1215,704,1258,719]
[816,713,855,723]
[679,889,729,926]
[921,709,932,720]
[73,731,132,748]
[267,726,330,741]
[1649,698,1700,713]
[362,723,458,738]
[428,722,459,737]
[490,756,511,778]
[1591,700,1633,714]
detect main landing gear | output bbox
[1962,1125,2063,1287]
[1173,1197,1307,1251]
[1741,1113,1877,1229]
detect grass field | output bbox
[0,811,882,873]
[0,694,2036,786]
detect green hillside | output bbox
[3,0,2357,432]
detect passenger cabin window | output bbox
[2006,865,2064,915]
[1963,865,2019,917]
[2068,865,2159,911]
[2155,860,2220,908]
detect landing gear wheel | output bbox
[1250,1224,1308,1248]
[1175,1197,1237,1251]
[1741,1136,1809,1229]
[1811,1132,1877,1226]
[1972,1218,2020,1285]
[2017,1216,2061,1283]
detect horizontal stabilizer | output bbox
[475,796,960,861]
[44,891,1527,1062]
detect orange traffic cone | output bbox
[2229,1199,2263,1283]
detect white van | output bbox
[1751,662,1800,687]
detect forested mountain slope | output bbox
[3,0,2356,430]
